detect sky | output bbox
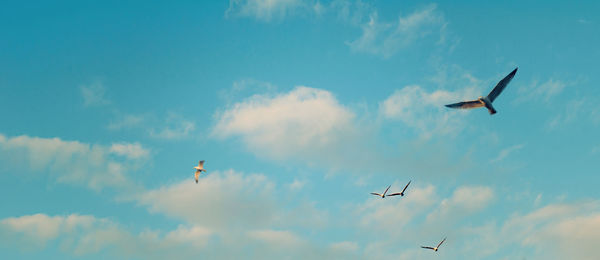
[1,0,600,259]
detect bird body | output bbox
[421,237,446,252]
[370,185,391,198]
[194,160,206,183]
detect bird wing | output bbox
[421,246,434,250]
[387,193,402,197]
[198,160,205,167]
[445,100,484,109]
[370,193,382,196]
[437,237,447,248]
[402,180,411,193]
[487,68,518,102]
[195,171,200,182]
[383,185,391,196]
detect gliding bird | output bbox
[387,180,411,197]
[370,185,392,199]
[194,160,206,183]
[445,68,518,115]
[421,237,446,252]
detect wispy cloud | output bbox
[109,112,197,140]
[425,186,494,225]
[517,78,570,103]
[379,84,476,139]
[347,4,447,58]
[225,0,304,22]
[578,18,592,24]
[490,144,525,163]
[80,82,110,107]
[0,133,148,191]
[461,201,600,259]
[148,113,196,140]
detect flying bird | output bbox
[445,68,518,115]
[370,185,392,198]
[421,237,446,252]
[194,160,206,183]
[387,180,411,197]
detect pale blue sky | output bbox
[1,1,599,259]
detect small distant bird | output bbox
[387,180,411,197]
[194,160,206,183]
[445,68,518,115]
[370,185,392,198]
[421,237,446,252]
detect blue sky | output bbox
[1,0,599,259]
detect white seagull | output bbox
[387,180,411,197]
[194,160,206,183]
[421,237,446,252]
[370,185,392,198]
[445,68,518,115]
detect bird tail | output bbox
[485,102,497,115]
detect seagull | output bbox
[194,160,206,183]
[387,180,411,197]
[370,185,392,198]
[421,237,446,252]
[445,68,518,115]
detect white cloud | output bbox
[80,82,110,107]
[348,4,446,58]
[459,201,600,259]
[107,114,146,130]
[426,186,494,225]
[288,178,307,191]
[357,184,437,234]
[108,112,196,140]
[248,229,304,248]
[137,170,277,230]
[109,143,150,160]
[547,99,586,129]
[148,113,196,140]
[490,144,525,163]
[0,213,213,259]
[213,86,364,165]
[330,241,359,253]
[518,78,568,103]
[380,85,475,138]
[0,133,148,191]
[226,0,304,22]
[329,0,374,25]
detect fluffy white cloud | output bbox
[348,4,446,58]
[0,214,95,245]
[0,134,149,191]
[0,213,213,259]
[109,143,150,160]
[137,170,277,229]
[213,86,367,165]
[458,201,600,259]
[137,170,330,232]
